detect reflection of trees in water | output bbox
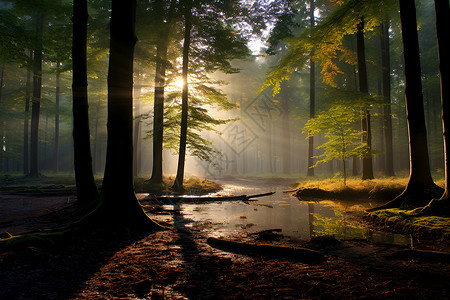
[312,208,371,240]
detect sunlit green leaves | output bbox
[303,102,370,183]
[262,0,397,92]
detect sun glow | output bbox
[172,77,185,89]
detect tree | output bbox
[91,0,157,228]
[434,0,450,200]
[413,0,450,215]
[72,0,99,206]
[380,20,395,176]
[172,0,193,192]
[356,17,374,180]
[29,11,43,177]
[307,0,316,177]
[147,0,177,186]
[369,0,443,211]
[303,103,368,186]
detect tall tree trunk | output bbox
[150,32,169,184]
[72,0,99,206]
[173,0,193,192]
[0,62,5,172]
[280,82,291,174]
[97,0,154,227]
[381,21,395,176]
[23,60,32,174]
[92,101,101,174]
[356,18,374,180]
[29,12,43,177]
[149,0,175,185]
[434,0,450,198]
[400,0,436,190]
[307,0,315,177]
[133,68,142,178]
[369,0,442,211]
[54,62,60,173]
[352,64,359,176]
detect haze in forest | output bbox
[0,0,444,183]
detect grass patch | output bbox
[134,176,221,195]
[295,177,445,201]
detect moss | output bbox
[365,209,450,240]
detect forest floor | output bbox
[1,177,450,299]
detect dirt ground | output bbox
[1,192,450,299]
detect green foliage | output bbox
[303,102,369,183]
[304,103,368,163]
[262,0,397,93]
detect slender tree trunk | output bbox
[72,0,99,206]
[150,32,169,184]
[381,21,395,176]
[356,18,374,180]
[30,12,43,177]
[173,0,193,192]
[24,60,31,174]
[352,63,359,176]
[149,0,175,185]
[280,82,291,174]
[266,117,273,173]
[307,0,315,177]
[54,62,60,173]
[133,70,141,178]
[92,101,101,174]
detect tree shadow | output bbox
[0,224,161,299]
[172,203,225,298]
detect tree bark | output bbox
[23,58,32,174]
[307,0,315,177]
[173,0,193,192]
[149,30,169,185]
[356,18,374,180]
[400,0,435,189]
[368,0,443,211]
[280,82,291,174]
[149,0,176,185]
[381,21,395,176]
[133,67,142,178]
[97,0,155,228]
[54,62,60,173]
[72,0,99,206]
[435,0,450,198]
[29,12,43,178]
[0,62,5,171]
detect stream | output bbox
[145,178,411,246]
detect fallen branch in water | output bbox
[143,192,275,204]
[207,237,326,263]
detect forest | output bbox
[1,0,450,299]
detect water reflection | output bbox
[144,179,410,246]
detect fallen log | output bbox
[207,237,326,264]
[143,192,275,203]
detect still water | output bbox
[144,178,410,246]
